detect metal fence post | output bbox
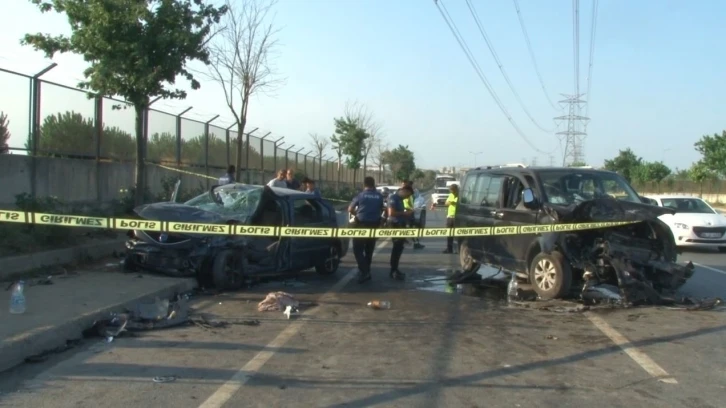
[285,144,295,171]
[204,115,219,189]
[245,128,259,184]
[273,137,285,176]
[259,132,271,182]
[29,64,58,199]
[294,147,304,172]
[225,123,235,167]
[175,107,193,168]
[94,95,103,202]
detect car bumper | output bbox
[673,228,726,247]
[431,196,447,206]
[124,240,203,277]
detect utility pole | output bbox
[531,156,538,166]
[548,154,555,166]
[554,93,589,166]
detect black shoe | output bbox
[390,270,406,281]
[357,271,372,284]
[442,249,453,254]
[413,243,425,250]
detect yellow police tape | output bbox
[0,209,639,238]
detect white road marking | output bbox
[692,262,726,276]
[198,240,390,408]
[586,313,678,384]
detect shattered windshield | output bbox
[661,198,716,214]
[184,184,264,221]
[539,171,640,206]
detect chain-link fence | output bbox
[0,66,366,205]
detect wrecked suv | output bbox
[455,165,694,304]
[123,184,350,290]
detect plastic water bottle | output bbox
[507,273,519,304]
[367,300,391,310]
[9,281,26,314]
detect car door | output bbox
[493,174,540,271]
[289,198,330,270]
[455,172,500,263]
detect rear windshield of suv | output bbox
[538,170,640,205]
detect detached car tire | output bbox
[316,243,341,275]
[529,251,572,300]
[212,250,245,291]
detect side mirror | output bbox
[522,188,537,209]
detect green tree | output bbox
[330,134,344,186]
[30,111,135,160]
[603,148,642,182]
[382,145,416,182]
[689,160,716,196]
[632,161,671,184]
[22,0,226,205]
[0,112,9,154]
[420,169,437,190]
[694,130,726,177]
[333,117,369,185]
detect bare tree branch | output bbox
[370,138,389,169]
[203,0,286,179]
[309,132,329,158]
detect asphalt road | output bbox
[1,207,725,408]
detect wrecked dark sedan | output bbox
[455,165,694,305]
[123,184,350,290]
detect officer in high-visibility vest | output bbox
[402,180,425,250]
[443,184,459,254]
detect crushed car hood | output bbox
[542,198,675,223]
[134,202,226,224]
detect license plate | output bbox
[702,232,721,238]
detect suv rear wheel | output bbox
[459,239,481,274]
[529,251,572,300]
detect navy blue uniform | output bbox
[386,193,408,276]
[349,189,384,278]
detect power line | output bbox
[511,0,559,111]
[583,0,599,131]
[465,0,554,133]
[432,0,556,155]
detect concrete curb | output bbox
[0,277,197,373]
[0,238,126,282]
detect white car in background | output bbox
[431,187,450,206]
[645,195,726,252]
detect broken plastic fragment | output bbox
[153,375,177,383]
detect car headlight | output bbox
[674,223,689,230]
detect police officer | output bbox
[402,180,425,250]
[348,176,385,284]
[443,183,459,254]
[387,185,414,281]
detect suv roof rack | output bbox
[476,163,528,170]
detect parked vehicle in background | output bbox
[124,184,350,290]
[435,174,456,188]
[454,164,694,303]
[431,187,450,206]
[645,195,726,252]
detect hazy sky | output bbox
[1,0,724,171]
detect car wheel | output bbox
[212,249,245,291]
[529,251,572,300]
[459,239,481,274]
[316,243,341,275]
